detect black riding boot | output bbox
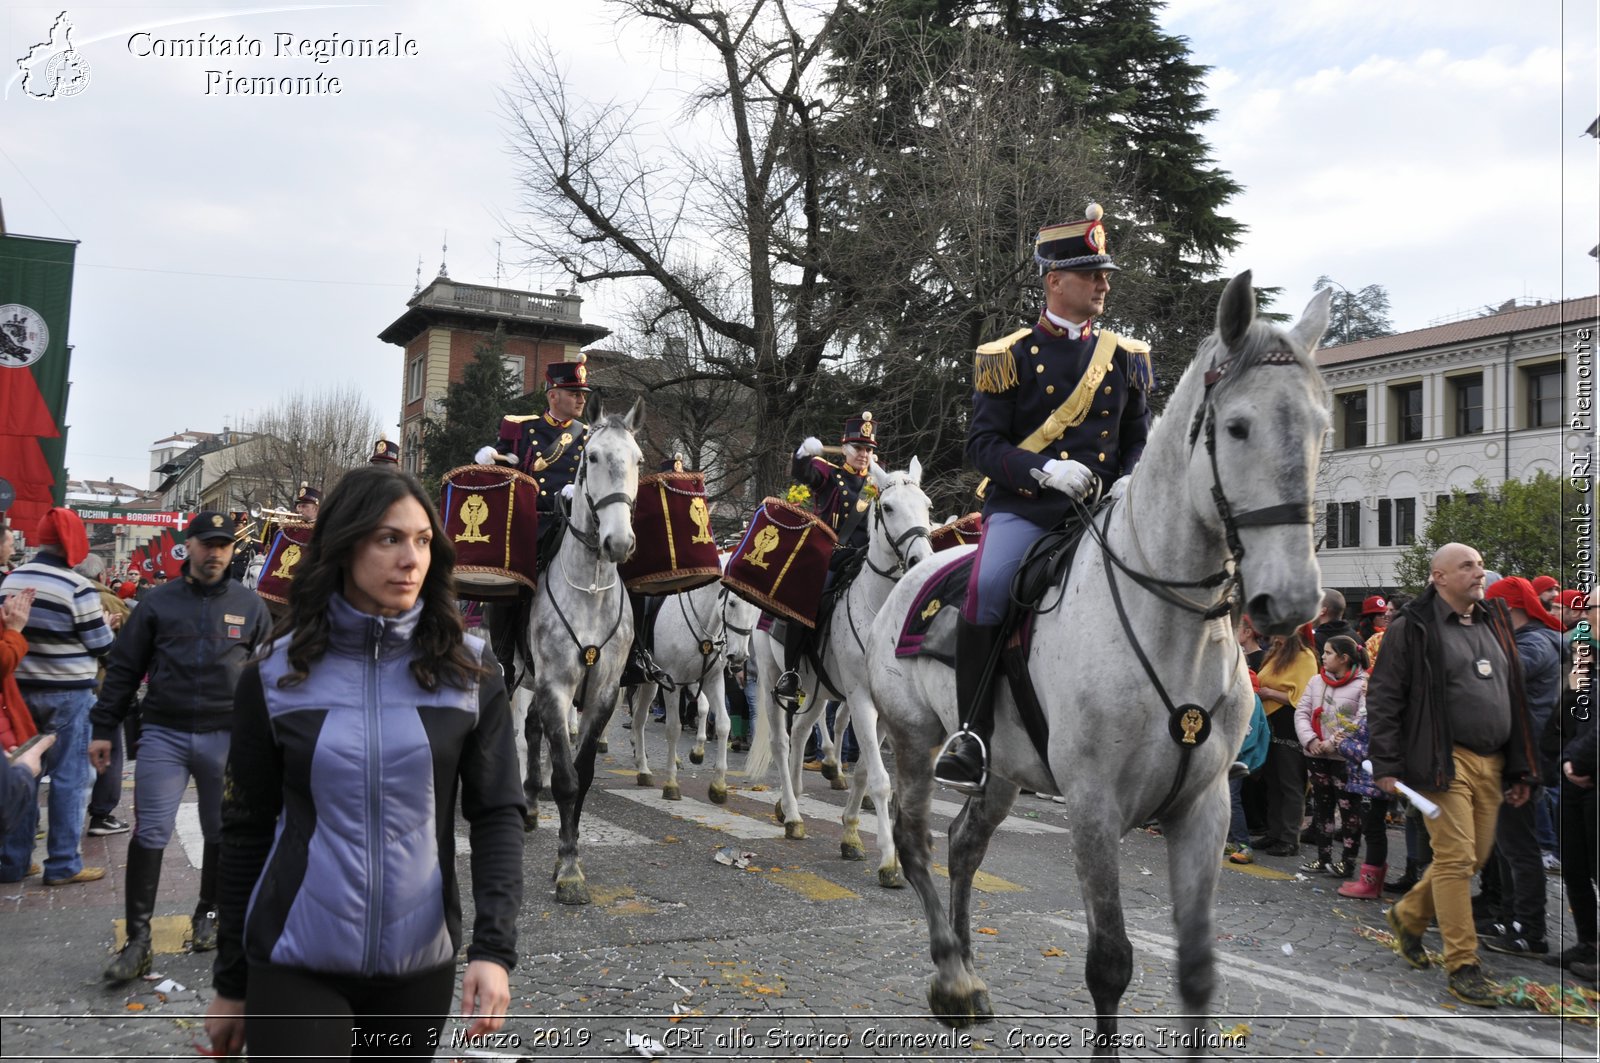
[934,617,1004,794]
[105,843,164,984]
[773,620,807,709]
[191,842,220,952]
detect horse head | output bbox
[1170,270,1331,634]
[720,588,761,667]
[868,456,934,574]
[571,398,645,564]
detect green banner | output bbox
[0,233,80,505]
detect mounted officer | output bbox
[369,435,400,465]
[934,204,1153,793]
[224,510,255,583]
[292,482,321,523]
[772,412,880,709]
[474,356,592,680]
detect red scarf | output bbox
[1319,667,1358,688]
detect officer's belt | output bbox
[977,329,1120,501]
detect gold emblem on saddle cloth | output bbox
[271,544,302,580]
[920,598,942,621]
[743,525,781,569]
[689,496,714,544]
[455,493,492,544]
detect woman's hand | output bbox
[2,589,35,632]
[203,995,246,1058]
[460,959,510,1037]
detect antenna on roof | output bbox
[439,232,449,279]
[495,239,503,286]
[413,256,423,295]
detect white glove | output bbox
[1108,474,1131,503]
[797,436,823,458]
[1031,458,1095,499]
[474,445,501,465]
[560,483,576,500]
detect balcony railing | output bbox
[415,281,583,324]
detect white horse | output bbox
[512,400,644,905]
[242,555,264,589]
[746,459,933,885]
[622,569,761,804]
[867,273,1331,1052]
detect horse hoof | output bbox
[662,783,682,801]
[841,842,865,861]
[830,774,849,791]
[597,738,608,754]
[927,979,992,1027]
[709,782,728,805]
[690,749,704,766]
[878,866,904,889]
[523,811,538,832]
[555,878,591,906]
[784,821,806,840]
[774,800,785,822]
[820,762,838,781]
[636,773,654,787]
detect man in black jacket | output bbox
[87,512,272,984]
[1368,542,1538,1008]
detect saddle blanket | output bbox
[893,554,975,665]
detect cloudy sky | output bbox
[2,0,1595,493]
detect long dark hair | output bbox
[1261,627,1313,674]
[274,466,485,691]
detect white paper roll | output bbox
[1363,760,1441,819]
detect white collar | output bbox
[1044,309,1088,339]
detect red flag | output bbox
[148,534,165,577]
[160,530,184,579]
[0,367,61,438]
[129,547,148,578]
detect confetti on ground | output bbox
[975,927,998,935]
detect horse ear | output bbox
[908,455,923,485]
[623,398,646,433]
[1291,287,1335,354]
[1216,270,1256,348]
[587,392,604,421]
[868,457,890,493]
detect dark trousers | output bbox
[1305,758,1355,862]
[88,725,124,819]
[1559,778,1598,944]
[1485,792,1548,937]
[1360,794,1392,866]
[244,961,454,1061]
[1263,711,1306,846]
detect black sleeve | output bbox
[90,600,157,739]
[1365,614,1413,781]
[458,644,526,971]
[212,664,283,1000]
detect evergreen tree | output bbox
[1393,473,1566,593]
[419,326,535,493]
[1315,276,1396,347]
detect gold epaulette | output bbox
[974,328,1030,394]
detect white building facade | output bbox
[1314,295,1596,599]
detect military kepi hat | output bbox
[369,436,400,464]
[295,481,322,506]
[842,411,879,448]
[660,451,687,473]
[185,510,235,543]
[545,352,593,392]
[1035,202,1118,274]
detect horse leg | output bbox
[707,681,731,805]
[630,684,656,787]
[1074,815,1135,1057]
[818,697,842,783]
[825,700,850,790]
[1160,779,1230,1058]
[941,778,1019,1025]
[777,688,824,839]
[528,685,553,832]
[886,699,984,1028]
[690,684,708,766]
[845,691,900,887]
[540,686,589,905]
[661,684,683,801]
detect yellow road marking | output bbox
[1222,860,1294,880]
[768,870,858,900]
[932,863,1025,893]
[115,915,192,954]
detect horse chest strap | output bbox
[1168,703,1213,747]
[582,645,601,668]
[700,638,715,657]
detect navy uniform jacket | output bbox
[968,315,1151,527]
[497,412,588,512]
[792,454,871,552]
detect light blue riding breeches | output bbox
[962,512,1050,626]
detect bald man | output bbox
[1367,542,1539,1007]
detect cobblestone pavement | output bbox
[2,721,1595,1061]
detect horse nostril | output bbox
[1247,594,1273,624]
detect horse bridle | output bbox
[563,422,638,554]
[864,482,932,579]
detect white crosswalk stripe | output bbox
[608,788,787,839]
